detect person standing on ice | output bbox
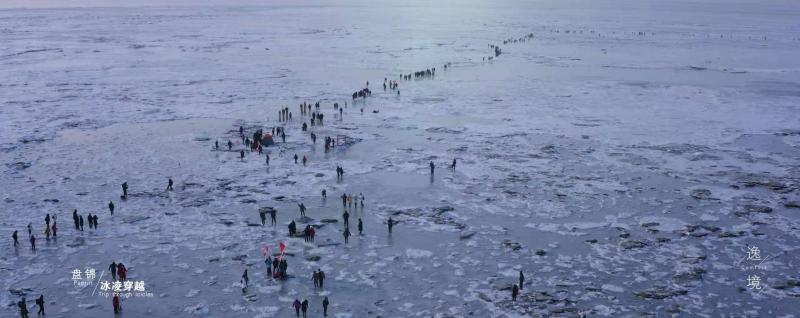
[294,154,298,164]
[451,158,457,170]
[301,299,309,317]
[239,126,244,137]
[266,153,270,165]
[322,296,330,316]
[73,209,79,229]
[109,262,117,280]
[12,230,19,247]
[519,270,525,289]
[259,209,266,226]
[388,217,394,233]
[35,295,44,315]
[112,293,121,313]
[343,228,351,244]
[312,270,319,288]
[227,140,233,151]
[121,182,128,199]
[341,193,347,208]
[302,155,307,166]
[279,259,288,278]
[511,284,519,301]
[17,297,28,318]
[292,299,301,316]
[270,208,277,226]
[298,203,306,217]
[215,140,219,150]
[167,178,173,191]
[240,150,245,161]
[117,263,127,281]
[429,161,435,175]
[79,215,84,231]
[87,213,93,229]
[321,189,326,199]
[242,268,249,288]
[29,234,36,251]
[342,210,350,228]
[108,201,114,215]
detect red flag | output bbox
[279,242,286,254]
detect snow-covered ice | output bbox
[2,0,800,317]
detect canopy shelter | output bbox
[262,133,274,146]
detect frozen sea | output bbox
[2,0,800,317]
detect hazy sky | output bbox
[0,0,315,9]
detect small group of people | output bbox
[72,209,99,231]
[109,261,128,281]
[87,213,99,229]
[278,107,293,122]
[303,225,316,242]
[299,101,312,116]
[351,88,371,100]
[399,67,436,81]
[324,136,336,152]
[13,220,50,251]
[311,111,324,126]
[43,213,57,240]
[383,78,399,91]
[271,257,289,279]
[335,165,344,179]
[340,214,364,243]
[72,209,98,231]
[339,193,364,209]
[292,296,331,317]
[292,154,308,166]
[259,207,277,226]
[16,295,45,317]
[311,269,326,288]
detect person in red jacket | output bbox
[112,294,121,313]
[117,263,127,281]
